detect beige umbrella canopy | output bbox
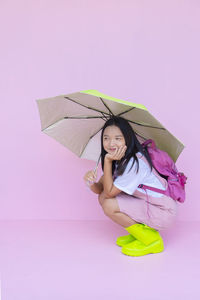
[36,89,184,168]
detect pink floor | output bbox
[0,220,199,300]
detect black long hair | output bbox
[100,116,153,177]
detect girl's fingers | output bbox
[92,173,97,179]
[85,170,97,182]
[89,174,97,181]
[105,145,127,161]
[116,145,127,160]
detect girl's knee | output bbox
[98,191,106,206]
[102,198,116,216]
[98,197,103,206]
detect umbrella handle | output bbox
[93,154,101,173]
[86,154,101,189]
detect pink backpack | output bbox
[138,139,187,203]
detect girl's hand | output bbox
[105,145,127,162]
[83,169,98,186]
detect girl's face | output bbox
[103,125,126,154]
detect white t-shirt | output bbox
[113,153,166,197]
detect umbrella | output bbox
[36,89,184,172]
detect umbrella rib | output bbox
[43,116,106,131]
[135,132,148,141]
[89,126,104,140]
[80,126,104,157]
[64,96,110,116]
[100,112,111,121]
[99,97,114,116]
[64,116,106,120]
[126,119,165,130]
[64,114,109,121]
[116,107,136,116]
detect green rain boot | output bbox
[116,234,136,247]
[121,223,164,256]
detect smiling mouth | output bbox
[109,148,117,151]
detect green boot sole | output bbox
[116,234,136,247]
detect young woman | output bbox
[83,116,177,256]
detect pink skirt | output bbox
[115,189,178,231]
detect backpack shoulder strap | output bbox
[137,153,168,193]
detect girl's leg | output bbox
[98,194,136,227]
[108,210,137,227]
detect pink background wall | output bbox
[0,0,199,221]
